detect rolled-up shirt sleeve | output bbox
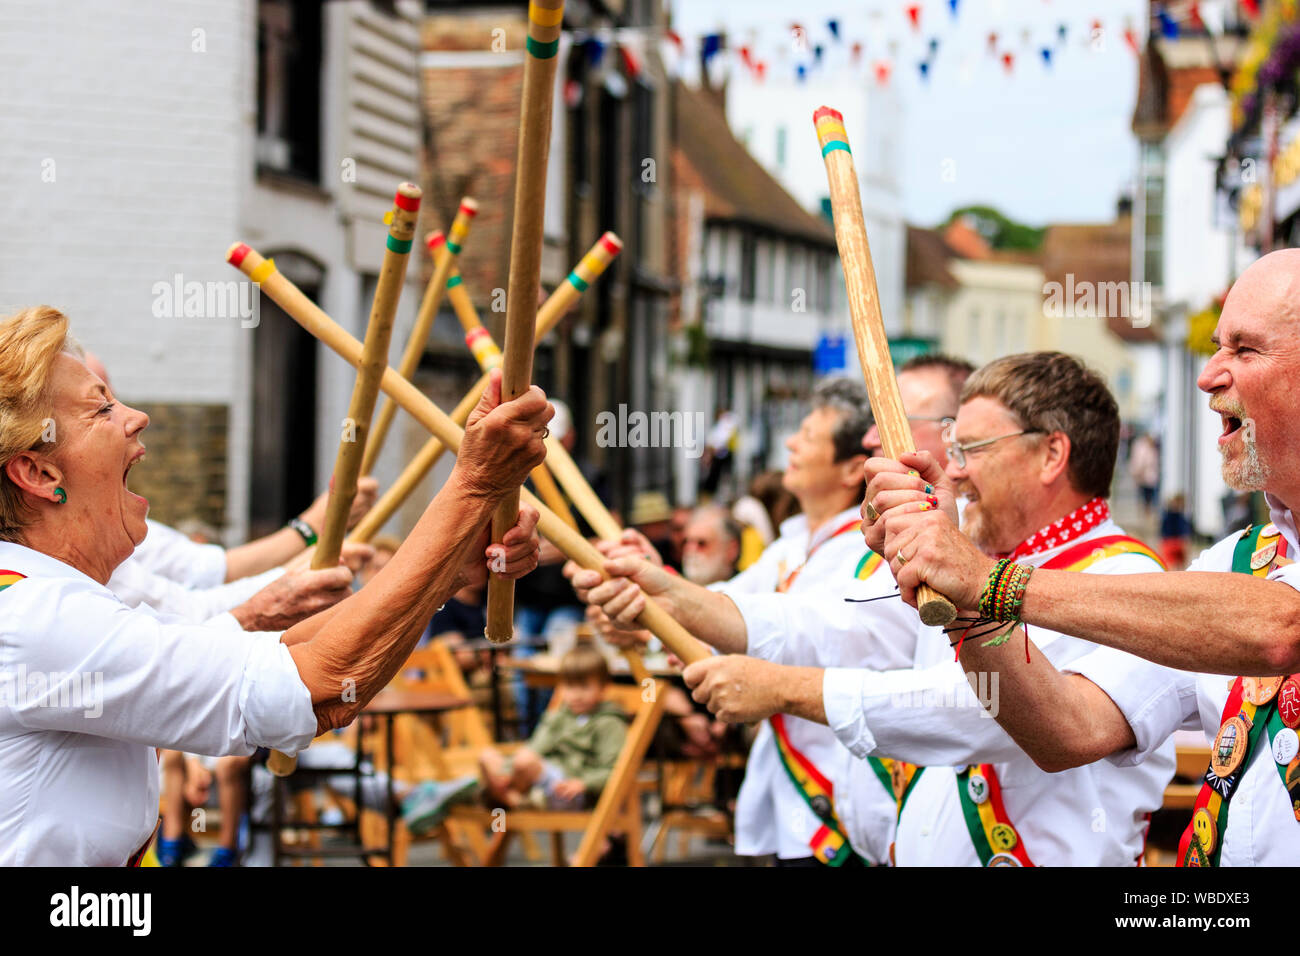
[737,580,918,670]
[3,578,316,756]
[1064,647,1198,766]
[821,656,1030,766]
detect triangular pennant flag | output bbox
[907,4,922,31]
[948,0,960,17]
[1001,50,1015,73]
[1041,46,1053,67]
[874,59,893,85]
[828,19,840,40]
[919,59,931,81]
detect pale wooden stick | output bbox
[486,0,567,644]
[814,107,956,627]
[344,233,622,545]
[362,198,477,476]
[226,241,709,665]
[261,181,421,776]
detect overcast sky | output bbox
[668,0,1149,227]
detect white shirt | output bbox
[715,506,894,860]
[821,519,1177,866]
[107,555,283,627]
[0,542,317,865]
[1069,494,1300,866]
[132,519,228,589]
[736,567,919,863]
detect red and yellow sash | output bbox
[770,713,858,865]
[1178,524,1300,866]
[899,534,1164,867]
[0,569,26,591]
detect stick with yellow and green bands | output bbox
[487,0,567,644]
[361,199,478,477]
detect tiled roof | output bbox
[1040,218,1158,343]
[674,82,835,245]
[905,225,958,290]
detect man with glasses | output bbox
[679,352,1175,866]
[862,250,1300,866]
[569,358,971,865]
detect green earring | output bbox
[54,487,67,505]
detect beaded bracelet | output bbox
[975,559,1035,647]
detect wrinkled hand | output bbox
[582,604,652,650]
[596,529,664,567]
[299,476,380,536]
[565,554,677,631]
[551,778,586,801]
[877,504,992,612]
[232,565,354,631]
[862,450,959,555]
[455,368,553,501]
[462,503,541,589]
[682,655,787,724]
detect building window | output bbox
[1141,142,1164,288]
[740,231,756,301]
[256,0,322,183]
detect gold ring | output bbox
[897,551,908,566]
[540,426,550,439]
[865,501,880,522]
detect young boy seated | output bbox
[402,644,628,833]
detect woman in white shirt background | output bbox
[0,305,550,865]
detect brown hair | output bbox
[558,643,611,686]
[0,307,72,541]
[960,352,1119,499]
[901,353,976,416]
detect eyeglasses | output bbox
[944,428,1043,469]
[907,415,956,430]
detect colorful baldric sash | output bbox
[770,519,886,864]
[895,533,1164,867]
[0,569,25,591]
[1178,523,1300,866]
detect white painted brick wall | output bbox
[0,0,426,543]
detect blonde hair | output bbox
[0,307,73,541]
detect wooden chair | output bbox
[445,678,667,866]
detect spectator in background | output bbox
[699,408,739,497]
[402,643,628,830]
[748,469,800,531]
[680,504,743,586]
[1129,431,1160,518]
[1160,492,1193,570]
[732,478,778,572]
[666,505,691,573]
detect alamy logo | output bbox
[1042,274,1152,328]
[50,886,151,936]
[0,666,102,718]
[595,405,707,459]
[151,275,260,328]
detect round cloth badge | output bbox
[1272,727,1300,766]
[989,823,1019,852]
[966,773,989,805]
[1192,807,1218,855]
[1212,716,1250,778]
[1250,542,1278,571]
[1243,675,1284,706]
[1278,678,1300,729]
[987,852,1021,867]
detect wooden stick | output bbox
[814,107,956,627]
[486,0,567,644]
[248,182,420,776]
[344,233,622,545]
[226,241,709,665]
[362,198,477,476]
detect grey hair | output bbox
[812,377,873,463]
